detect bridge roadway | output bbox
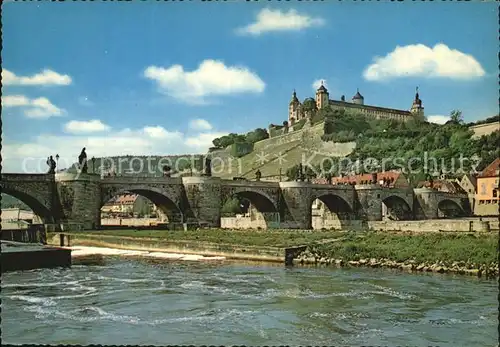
[1,173,470,230]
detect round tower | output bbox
[352,88,364,105]
[315,81,329,110]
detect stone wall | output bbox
[367,220,491,233]
[101,218,160,226]
[474,203,499,217]
[220,217,267,229]
[469,122,499,138]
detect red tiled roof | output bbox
[332,171,403,186]
[115,194,138,204]
[312,171,406,187]
[478,158,500,178]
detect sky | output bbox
[2,2,498,173]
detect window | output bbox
[493,190,498,198]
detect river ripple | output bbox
[1,258,497,346]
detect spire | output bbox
[290,88,299,104]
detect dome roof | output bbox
[352,89,364,100]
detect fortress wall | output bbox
[470,122,499,138]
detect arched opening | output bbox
[100,189,183,229]
[437,199,465,218]
[311,194,353,230]
[382,196,413,221]
[220,190,279,229]
[1,191,52,225]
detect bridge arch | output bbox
[100,186,184,226]
[437,199,466,218]
[382,195,413,220]
[1,188,54,223]
[310,193,354,229]
[221,187,280,229]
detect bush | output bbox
[230,141,254,158]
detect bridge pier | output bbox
[182,176,222,227]
[355,185,383,221]
[279,181,313,229]
[55,173,101,229]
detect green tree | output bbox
[449,109,463,124]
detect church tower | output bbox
[315,81,329,110]
[288,89,301,124]
[410,87,425,119]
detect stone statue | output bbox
[255,169,262,181]
[204,157,212,176]
[163,165,171,177]
[46,156,56,174]
[326,172,332,184]
[78,147,88,174]
[297,163,303,181]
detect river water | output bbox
[2,258,498,346]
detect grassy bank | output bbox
[306,231,498,266]
[78,229,346,248]
[52,229,498,276]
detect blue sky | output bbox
[2,2,497,172]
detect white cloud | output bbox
[143,126,182,139]
[64,120,111,134]
[2,94,64,119]
[236,8,324,36]
[427,115,451,124]
[363,43,486,81]
[2,125,231,173]
[144,60,265,104]
[312,79,328,91]
[2,68,72,86]
[189,119,213,131]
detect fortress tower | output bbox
[352,88,364,105]
[288,89,301,124]
[410,87,425,119]
[315,81,329,110]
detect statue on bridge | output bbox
[255,169,261,181]
[325,172,332,184]
[46,156,56,174]
[78,147,88,174]
[204,157,212,177]
[163,165,171,177]
[297,163,305,181]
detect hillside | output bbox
[60,110,498,184]
[210,122,356,179]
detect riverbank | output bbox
[48,229,499,278]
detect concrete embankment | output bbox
[49,233,285,263]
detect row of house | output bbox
[311,157,499,217]
[101,194,158,217]
[1,208,43,230]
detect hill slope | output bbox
[210,122,356,179]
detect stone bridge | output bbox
[1,173,471,230]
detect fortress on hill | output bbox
[288,82,425,124]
